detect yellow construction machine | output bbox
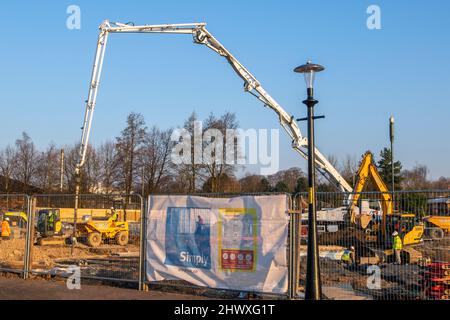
[36,209,68,245]
[349,152,424,246]
[424,197,450,239]
[323,152,425,264]
[349,151,424,247]
[75,215,129,247]
[36,208,129,247]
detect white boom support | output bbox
[76,20,353,192]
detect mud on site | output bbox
[1,233,449,300]
[0,238,140,280]
[298,238,450,300]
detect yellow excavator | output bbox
[349,151,424,247]
[36,209,68,245]
[349,151,393,231]
[323,152,426,264]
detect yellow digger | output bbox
[36,209,68,245]
[36,208,129,247]
[345,152,424,263]
[349,152,424,246]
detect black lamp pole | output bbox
[294,61,324,300]
[389,116,395,194]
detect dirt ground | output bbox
[0,239,26,267]
[0,238,141,281]
[31,242,140,268]
[0,273,208,300]
[416,239,450,262]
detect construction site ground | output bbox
[0,273,208,300]
[2,237,448,300]
[299,239,450,300]
[0,238,141,279]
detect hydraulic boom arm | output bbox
[76,20,352,192]
[349,151,393,226]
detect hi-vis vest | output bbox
[341,250,351,262]
[393,235,403,250]
[1,221,11,237]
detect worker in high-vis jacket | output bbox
[110,207,118,222]
[392,231,403,265]
[1,218,11,240]
[341,246,356,266]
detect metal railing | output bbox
[143,192,294,299]
[0,190,448,300]
[27,194,143,284]
[294,190,450,300]
[0,194,30,275]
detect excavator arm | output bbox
[76,20,353,193]
[350,152,393,228]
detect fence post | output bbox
[23,195,35,279]
[138,195,148,291]
[23,195,29,279]
[288,194,300,299]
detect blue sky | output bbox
[0,0,449,178]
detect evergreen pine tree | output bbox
[376,147,403,190]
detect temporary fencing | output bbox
[294,190,450,300]
[0,190,448,300]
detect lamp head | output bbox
[294,60,325,91]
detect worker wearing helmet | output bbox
[110,207,118,222]
[392,231,403,265]
[341,245,356,266]
[47,211,55,231]
[1,218,11,240]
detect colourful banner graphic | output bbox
[218,208,257,272]
[146,195,289,293]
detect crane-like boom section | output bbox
[350,152,393,223]
[76,20,352,192]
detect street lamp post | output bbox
[389,116,395,194]
[294,61,324,300]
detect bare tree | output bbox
[63,144,100,193]
[35,143,61,192]
[430,177,450,190]
[202,112,239,192]
[267,167,305,193]
[115,112,146,195]
[138,127,173,194]
[402,164,430,190]
[239,174,265,192]
[340,154,359,187]
[0,145,16,193]
[171,112,203,192]
[63,144,78,192]
[97,141,119,194]
[83,146,102,193]
[13,132,38,192]
[175,112,203,192]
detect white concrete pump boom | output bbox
[76,20,353,193]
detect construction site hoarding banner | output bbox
[146,195,289,294]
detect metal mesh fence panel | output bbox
[29,194,143,283]
[144,192,293,299]
[295,190,450,300]
[0,194,29,274]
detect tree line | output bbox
[0,112,448,195]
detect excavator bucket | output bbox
[359,215,373,229]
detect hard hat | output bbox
[392,231,398,236]
[350,246,355,250]
[110,207,115,210]
[4,218,9,221]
